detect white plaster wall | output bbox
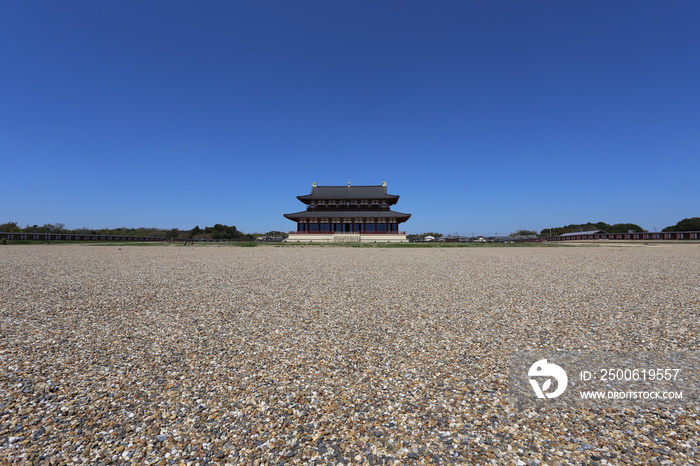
[360,234,408,243]
[285,233,407,243]
[284,234,335,243]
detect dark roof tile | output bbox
[297,184,399,201]
[284,210,411,220]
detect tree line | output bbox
[2,218,698,239]
[535,218,700,237]
[0,222,288,241]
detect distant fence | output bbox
[0,232,232,243]
[3,230,698,243]
[517,231,700,242]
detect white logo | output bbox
[528,359,568,399]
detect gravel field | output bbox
[0,244,698,465]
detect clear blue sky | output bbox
[3,1,699,235]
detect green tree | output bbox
[264,230,288,239]
[47,223,67,233]
[0,222,21,232]
[541,222,613,237]
[211,231,232,240]
[608,223,647,233]
[202,224,243,240]
[662,217,700,232]
[510,229,538,237]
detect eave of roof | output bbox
[284,210,411,220]
[297,185,399,201]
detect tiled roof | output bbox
[559,230,606,237]
[297,185,399,201]
[284,210,411,220]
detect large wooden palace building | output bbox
[284,182,411,242]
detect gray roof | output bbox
[284,210,411,220]
[559,230,606,237]
[297,184,399,202]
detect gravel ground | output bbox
[0,244,698,464]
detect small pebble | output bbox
[0,244,697,463]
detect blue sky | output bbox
[2,1,699,235]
